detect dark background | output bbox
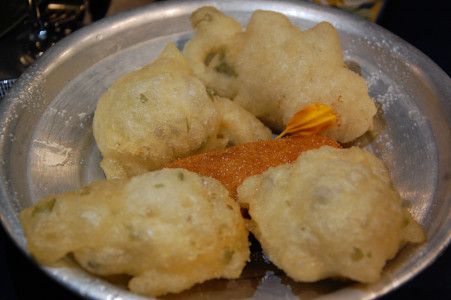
[0,0,450,299]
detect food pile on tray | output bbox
[20,7,424,297]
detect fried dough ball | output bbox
[237,146,425,283]
[185,8,376,142]
[232,11,376,142]
[20,169,249,297]
[166,135,339,198]
[93,43,219,179]
[202,96,272,150]
[183,6,242,99]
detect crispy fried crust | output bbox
[184,8,377,142]
[20,169,249,297]
[237,146,425,283]
[165,135,340,198]
[93,44,219,179]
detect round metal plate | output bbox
[0,0,450,299]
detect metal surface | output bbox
[0,0,450,299]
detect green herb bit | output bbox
[79,186,90,195]
[154,183,165,188]
[178,172,185,181]
[185,117,191,132]
[402,217,410,227]
[126,225,141,240]
[32,198,56,217]
[204,51,216,66]
[226,140,235,147]
[206,87,216,100]
[139,93,149,103]
[204,46,227,66]
[87,260,101,270]
[351,247,364,261]
[204,13,213,22]
[218,47,226,61]
[215,62,238,77]
[223,249,234,264]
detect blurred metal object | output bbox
[0,1,449,299]
[0,79,16,99]
[311,0,386,21]
[23,0,87,63]
[0,0,110,78]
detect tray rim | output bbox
[0,0,450,299]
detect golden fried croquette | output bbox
[93,43,219,179]
[237,146,425,283]
[185,8,376,142]
[202,96,272,150]
[20,169,249,297]
[165,135,340,198]
[183,7,242,99]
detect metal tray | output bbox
[0,0,450,299]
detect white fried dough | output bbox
[184,6,242,99]
[185,8,377,142]
[20,169,249,297]
[203,96,272,149]
[237,146,425,283]
[93,43,219,179]
[233,11,376,142]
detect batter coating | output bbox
[237,146,425,283]
[184,6,242,99]
[20,169,249,297]
[185,8,377,142]
[94,42,271,179]
[202,96,273,150]
[93,43,219,179]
